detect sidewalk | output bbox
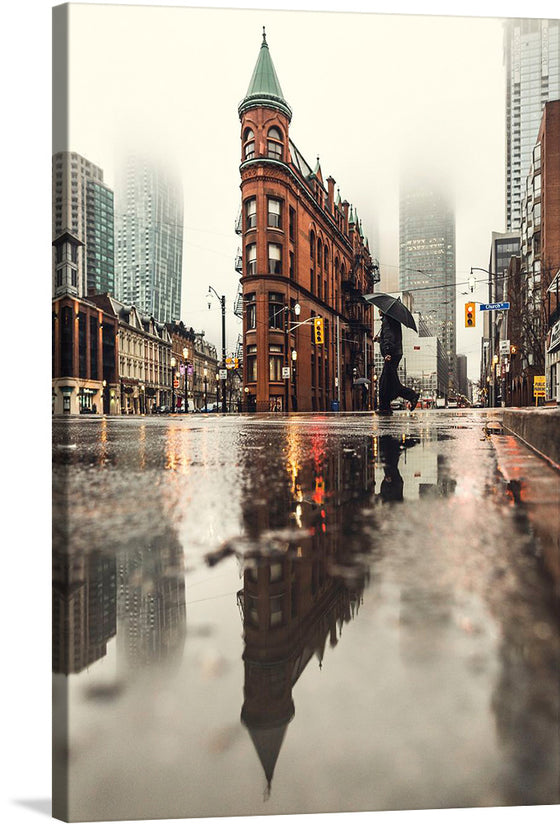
[501,406,560,469]
[491,431,560,594]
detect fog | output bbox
[59,1,553,380]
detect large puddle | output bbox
[52,414,560,820]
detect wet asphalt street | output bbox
[52,410,560,821]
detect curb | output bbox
[502,408,560,471]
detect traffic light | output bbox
[465,302,476,328]
[313,317,324,345]
[510,345,517,356]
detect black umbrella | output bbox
[363,292,417,332]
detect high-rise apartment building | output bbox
[115,154,184,324]
[52,151,115,298]
[504,18,560,231]
[399,182,456,390]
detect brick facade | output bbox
[238,33,377,413]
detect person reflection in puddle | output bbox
[378,435,404,502]
[377,435,419,503]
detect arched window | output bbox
[267,127,283,160]
[310,231,315,260]
[243,128,255,161]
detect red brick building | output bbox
[238,30,378,413]
[540,100,560,402]
[52,293,119,415]
[516,99,560,403]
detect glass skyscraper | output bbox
[504,18,560,231]
[399,182,456,390]
[115,154,184,323]
[52,151,115,298]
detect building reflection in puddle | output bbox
[235,428,414,794]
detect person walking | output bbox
[375,311,419,415]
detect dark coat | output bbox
[379,315,403,359]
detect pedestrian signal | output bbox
[313,317,324,345]
[465,302,476,328]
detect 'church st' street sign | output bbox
[479,301,510,311]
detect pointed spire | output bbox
[349,206,355,225]
[336,188,341,206]
[239,29,292,121]
[359,219,364,238]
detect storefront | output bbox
[546,319,560,402]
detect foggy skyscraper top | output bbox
[115,153,184,323]
[399,181,457,389]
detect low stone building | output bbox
[89,294,173,414]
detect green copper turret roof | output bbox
[239,28,292,121]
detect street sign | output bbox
[219,369,227,380]
[479,301,510,311]
[534,376,546,398]
[499,340,510,355]
[533,376,545,394]
[282,366,291,379]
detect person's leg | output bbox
[378,362,393,412]
[391,356,418,407]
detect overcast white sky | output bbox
[58,1,559,380]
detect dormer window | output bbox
[267,127,283,160]
[244,128,255,161]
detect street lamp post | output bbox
[283,302,301,413]
[470,266,501,407]
[203,362,208,412]
[291,348,298,412]
[170,356,176,412]
[208,286,227,413]
[182,347,189,412]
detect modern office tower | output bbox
[52,151,115,298]
[489,231,521,303]
[398,182,457,390]
[115,154,184,324]
[504,18,560,231]
[455,354,468,398]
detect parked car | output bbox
[158,405,170,414]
